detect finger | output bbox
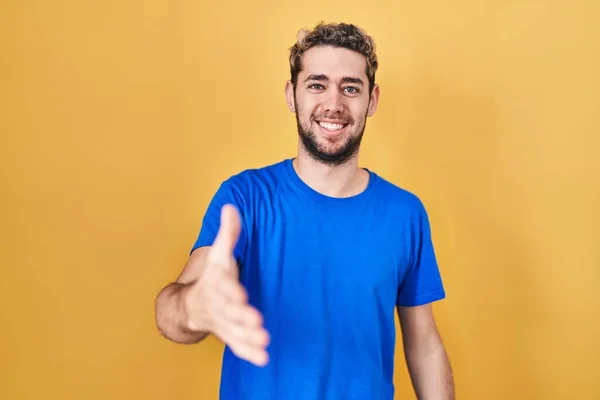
[230,340,269,367]
[221,302,264,330]
[227,320,271,348]
[210,303,270,347]
[213,323,270,367]
[209,204,241,265]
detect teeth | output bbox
[319,122,344,131]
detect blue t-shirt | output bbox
[192,158,446,400]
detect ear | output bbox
[367,84,380,117]
[285,80,296,113]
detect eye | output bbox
[308,83,325,90]
[344,86,360,94]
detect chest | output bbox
[241,203,412,307]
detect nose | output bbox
[323,88,344,115]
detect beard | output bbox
[294,103,368,167]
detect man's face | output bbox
[286,45,379,166]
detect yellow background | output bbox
[1,0,599,399]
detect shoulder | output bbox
[369,170,428,215]
[218,158,289,198]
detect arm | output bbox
[154,204,270,366]
[155,179,242,344]
[155,246,213,344]
[398,304,454,400]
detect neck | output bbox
[292,149,369,198]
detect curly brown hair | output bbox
[288,22,379,93]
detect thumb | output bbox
[209,204,241,265]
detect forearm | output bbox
[404,336,454,399]
[155,282,209,344]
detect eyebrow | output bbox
[303,74,364,85]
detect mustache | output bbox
[311,113,354,124]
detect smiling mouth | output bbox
[317,121,349,133]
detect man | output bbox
[155,22,454,399]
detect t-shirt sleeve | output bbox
[396,200,446,307]
[190,178,248,266]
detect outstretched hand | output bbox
[185,204,270,366]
